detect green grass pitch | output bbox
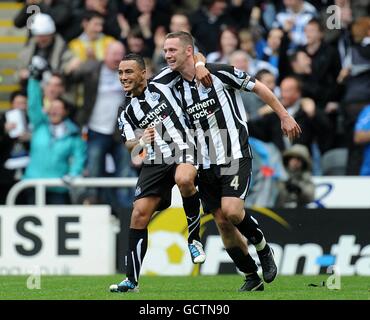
[0,275,368,300]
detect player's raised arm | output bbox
[253,79,302,141]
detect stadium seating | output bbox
[0,1,26,110]
[321,148,348,176]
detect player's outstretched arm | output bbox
[253,80,302,141]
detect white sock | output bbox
[255,237,266,251]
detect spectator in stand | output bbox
[248,76,333,155]
[258,28,284,73]
[124,27,154,58]
[13,0,71,41]
[239,26,281,77]
[68,10,116,109]
[68,41,137,207]
[0,91,30,204]
[120,0,171,57]
[300,18,342,111]
[276,144,315,208]
[24,76,86,205]
[322,0,369,56]
[152,26,168,72]
[169,12,193,34]
[286,50,329,109]
[340,17,370,175]
[56,0,121,42]
[238,28,257,58]
[83,0,121,39]
[296,18,343,147]
[322,0,353,68]
[190,0,249,54]
[287,49,311,77]
[206,27,240,64]
[69,11,115,62]
[354,104,370,176]
[273,0,317,49]
[17,13,75,88]
[41,73,68,112]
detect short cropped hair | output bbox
[121,53,146,70]
[165,31,194,49]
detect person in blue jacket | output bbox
[24,77,87,204]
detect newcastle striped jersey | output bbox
[117,81,195,162]
[153,64,255,167]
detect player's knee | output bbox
[222,208,243,225]
[175,175,194,191]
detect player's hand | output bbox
[195,65,212,88]
[142,127,155,144]
[281,114,301,141]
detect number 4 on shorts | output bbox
[230,176,239,190]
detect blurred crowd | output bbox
[0,0,370,209]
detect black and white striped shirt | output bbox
[117,81,195,162]
[153,64,255,167]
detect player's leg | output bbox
[220,181,277,282]
[213,208,264,291]
[110,196,161,293]
[111,164,172,292]
[174,162,205,264]
[219,157,277,283]
[199,167,263,291]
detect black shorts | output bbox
[198,157,252,213]
[134,163,177,211]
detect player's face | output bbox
[163,38,188,71]
[118,60,146,96]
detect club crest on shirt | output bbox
[234,68,244,78]
[135,186,142,197]
[201,86,212,94]
[150,92,160,101]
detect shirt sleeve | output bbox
[117,106,136,143]
[152,67,180,88]
[208,63,256,92]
